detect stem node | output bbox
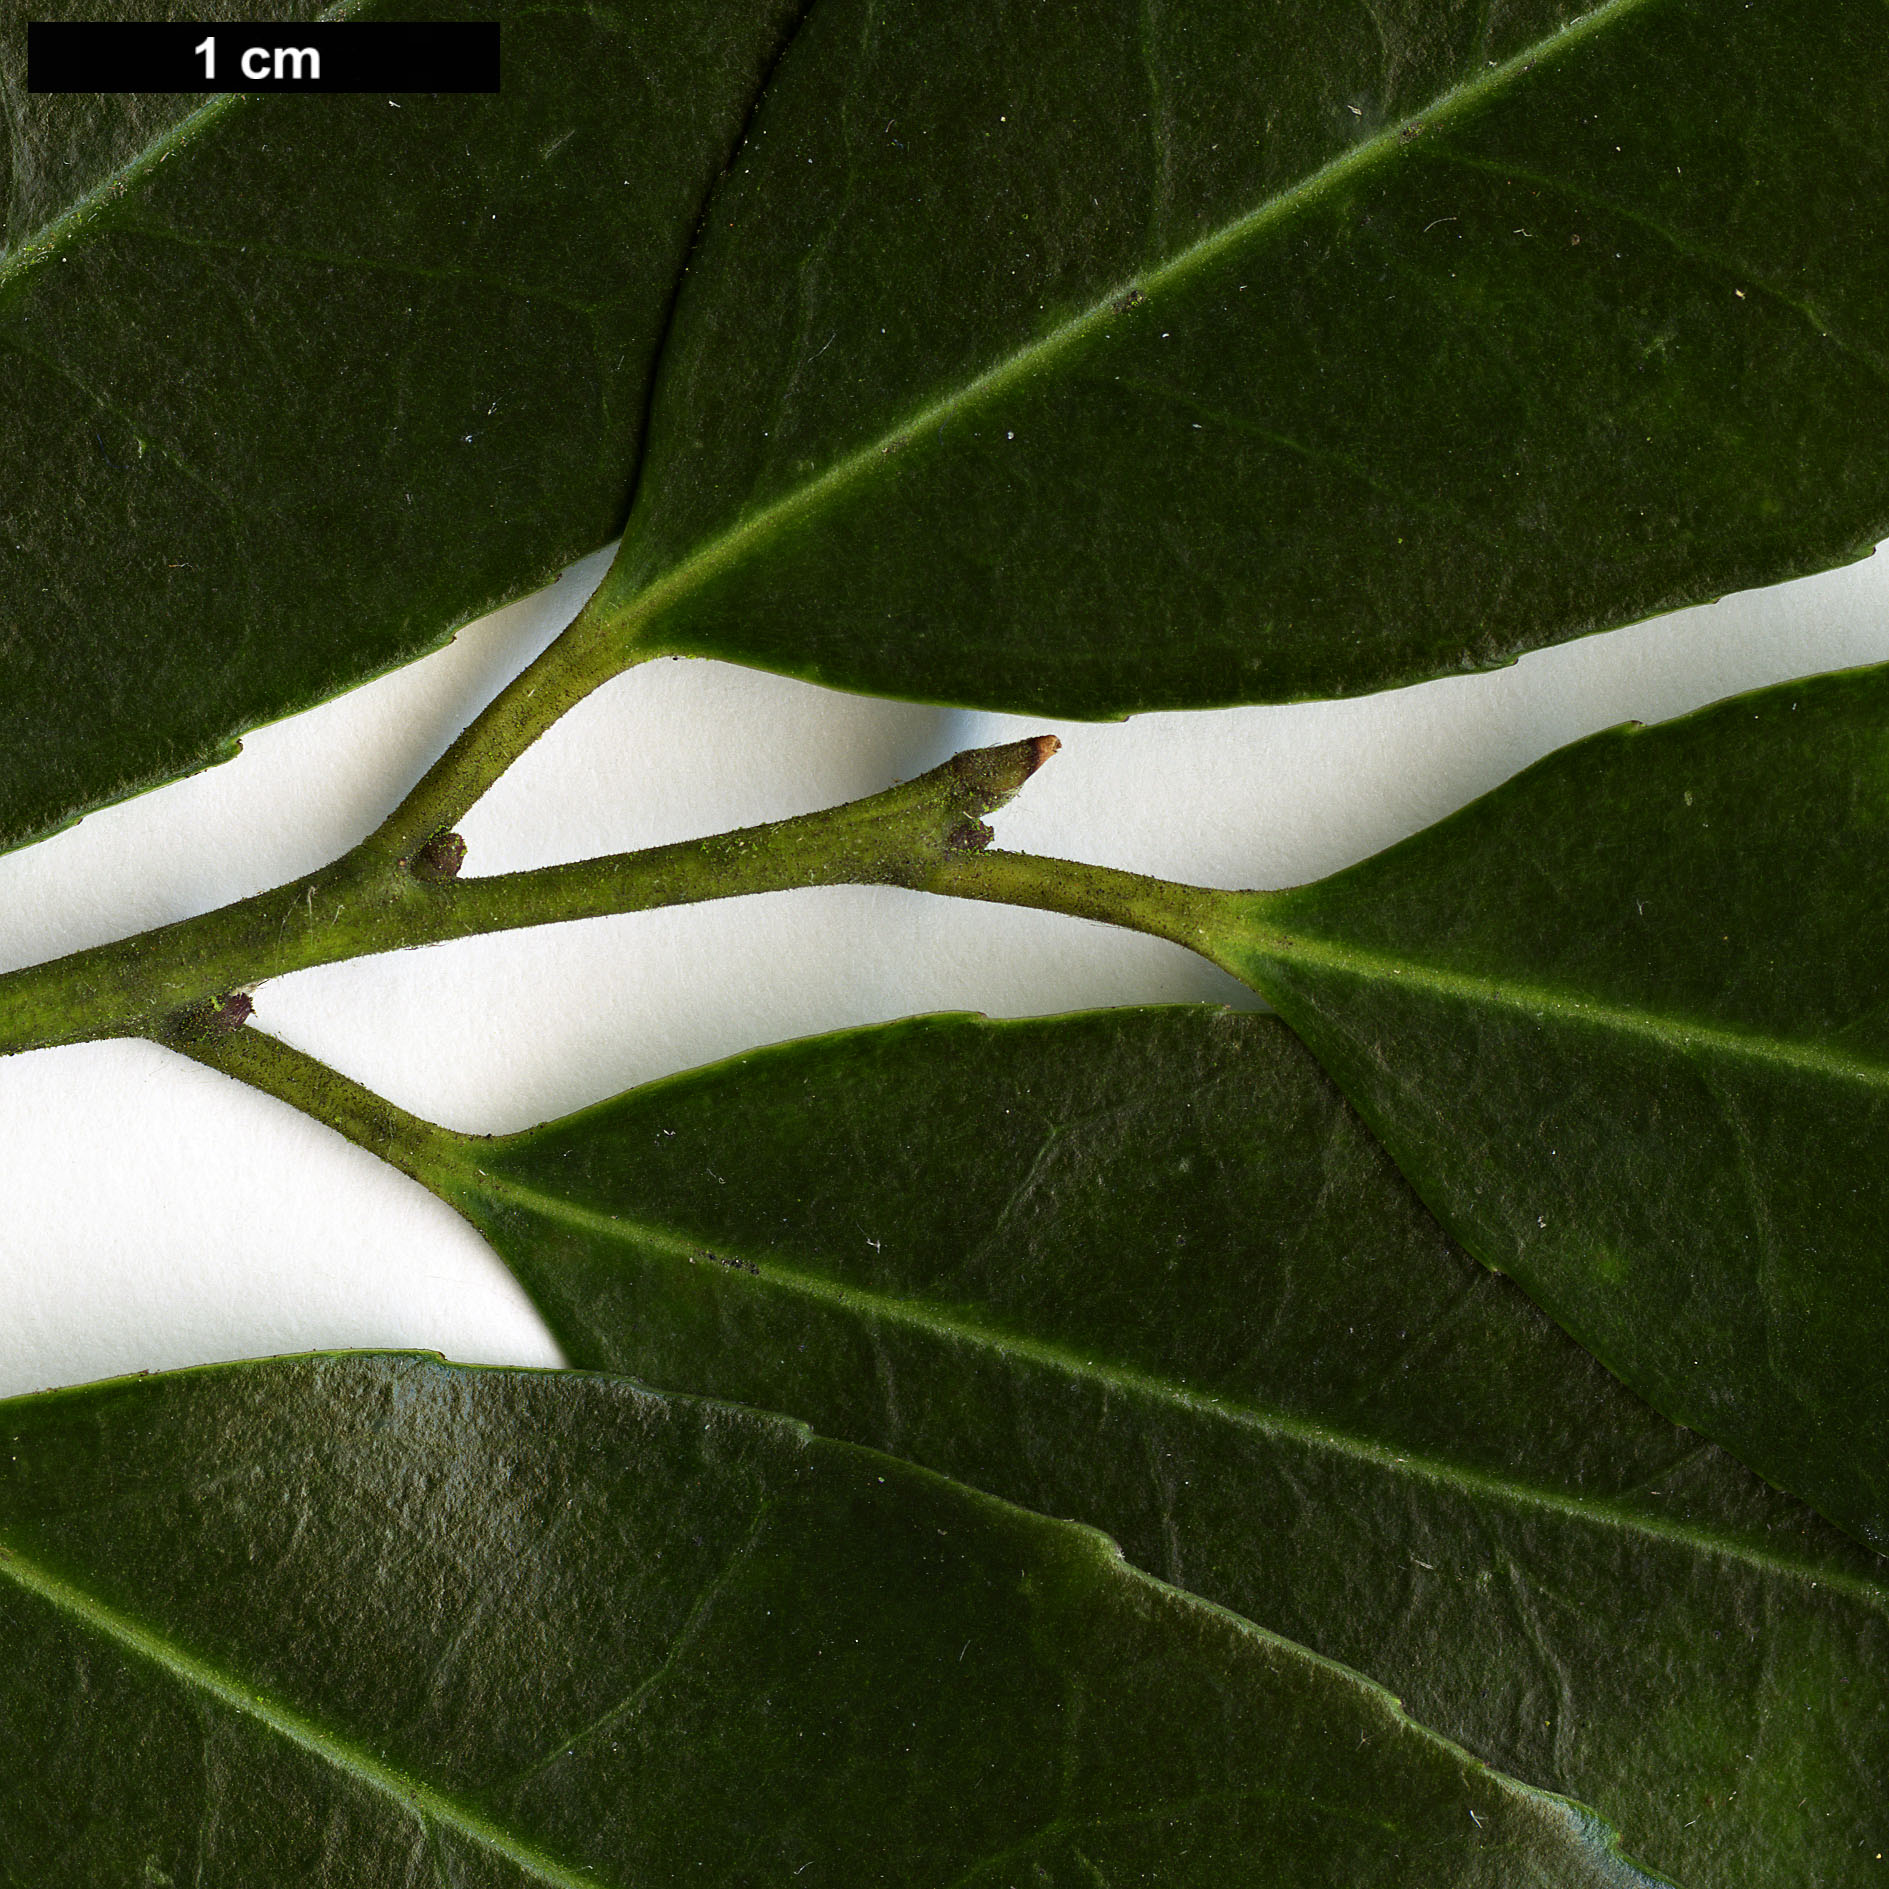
[410,832,468,883]
[164,990,254,1046]
[0,726,1239,1062]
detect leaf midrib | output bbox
[0,1534,603,1889]
[1248,927,1889,1090]
[462,1167,1888,1606]
[607,0,1660,643]
[0,0,370,303]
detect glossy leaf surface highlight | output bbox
[0,1353,1656,1886]
[596,0,1889,712]
[1213,664,1889,1553]
[426,1009,1886,1887]
[0,0,798,853]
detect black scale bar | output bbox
[28,21,500,93]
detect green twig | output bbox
[175,849,1240,1185]
[173,1020,477,1190]
[3,735,1206,1056]
[359,594,651,868]
[133,728,1268,1176]
[914,845,1229,957]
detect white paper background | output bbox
[4,537,1887,1399]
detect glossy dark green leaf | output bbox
[0,1353,1659,1886]
[1210,663,1889,1556]
[0,0,800,853]
[593,0,1889,713]
[421,1008,1886,1887]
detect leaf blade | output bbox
[426,1007,1886,1884]
[597,0,1889,710]
[1217,663,1889,1551]
[0,1353,1657,1885]
[0,0,803,854]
